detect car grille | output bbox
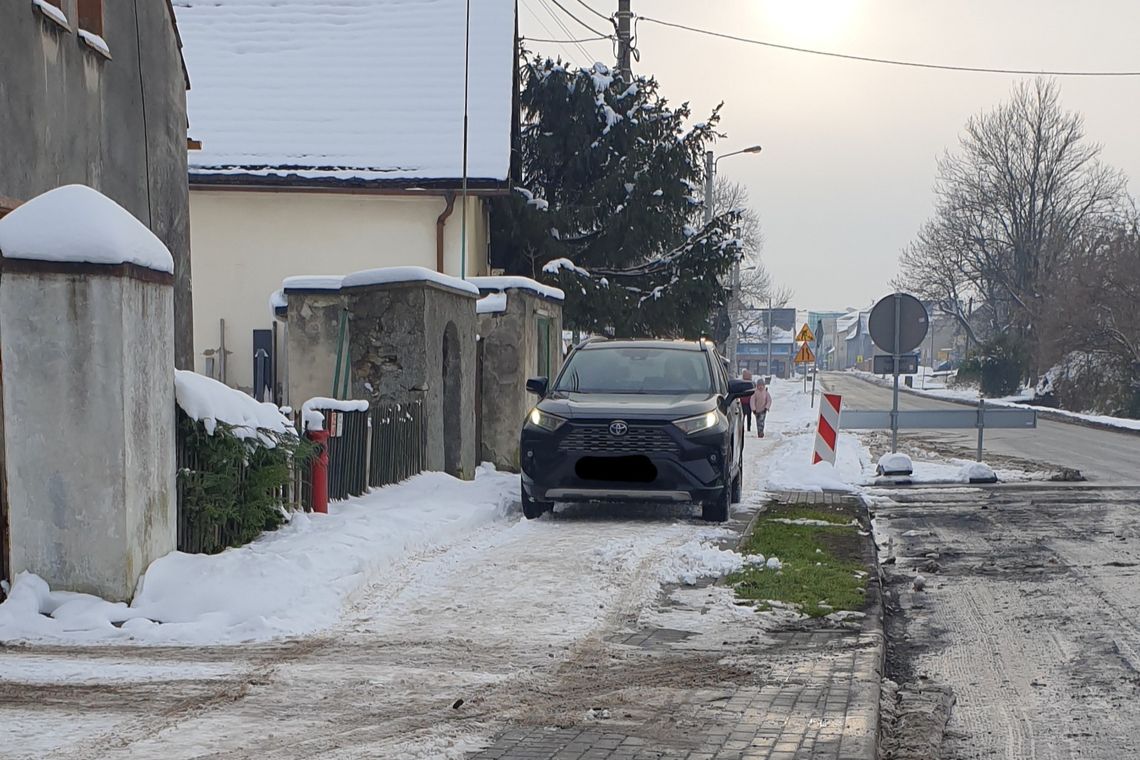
[558,424,678,454]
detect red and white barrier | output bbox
[812,393,842,465]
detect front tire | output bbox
[521,484,552,519]
[702,467,731,522]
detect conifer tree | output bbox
[490,56,743,339]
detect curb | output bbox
[852,490,888,760]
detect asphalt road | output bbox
[821,372,1140,484]
[873,484,1140,759]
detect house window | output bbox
[78,0,103,36]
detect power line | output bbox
[547,0,610,37]
[638,15,1140,77]
[572,0,612,24]
[523,34,614,44]
[521,0,580,63]
[537,0,594,63]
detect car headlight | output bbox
[672,410,720,435]
[528,407,566,432]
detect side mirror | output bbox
[727,379,755,401]
[526,377,549,396]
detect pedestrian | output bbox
[753,380,772,438]
[740,370,753,431]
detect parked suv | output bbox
[519,338,753,522]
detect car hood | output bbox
[539,392,718,421]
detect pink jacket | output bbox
[752,386,772,412]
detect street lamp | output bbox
[703,145,763,375]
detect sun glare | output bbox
[761,0,860,45]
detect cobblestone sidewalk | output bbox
[470,492,884,760]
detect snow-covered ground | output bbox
[0,378,1047,757]
[0,378,1042,650]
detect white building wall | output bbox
[189,189,490,394]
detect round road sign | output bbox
[868,292,929,355]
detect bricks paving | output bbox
[470,490,882,760]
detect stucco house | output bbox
[174,0,519,399]
[0,0,194,368]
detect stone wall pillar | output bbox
[342,275,479,480]
[0,185,176,601]
[282,284,347,408]
[475,283,564,472]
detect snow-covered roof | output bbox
[173,0,516,186]
[836,310,861,334]
[0,185,174,274]
[468,276,565,302]
[341,266,480,296]
[476,292,508,314]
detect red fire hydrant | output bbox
[307,428,330,514]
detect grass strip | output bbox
[729,505,867,617]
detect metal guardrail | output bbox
[370,401,428,488]
[840,399,1038,460]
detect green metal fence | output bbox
[370,400,428,487]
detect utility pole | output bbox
[766,297,773,381]
[617,0,632,81]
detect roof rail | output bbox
[575,335,608,349]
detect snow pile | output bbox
[0,185,174,273]
[173,0,515,182]
[877,452,914,476]
[341,266,480,296]
[468,275,565,301]
[759,381,870,492]
[658,538,745,585]
[961,461,998,483]
[765,557,783,571]
[174,370,292,442]
[476,292,508,314]
[0,466,520,645]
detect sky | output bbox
[517,0,1140,312]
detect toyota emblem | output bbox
[609,420,629,437]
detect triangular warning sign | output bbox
[795,343,816,364]
[796,324,815,343]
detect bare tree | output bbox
[712,177,792,333]
[896,78,1129,376]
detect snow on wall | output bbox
[175,370,292,443]
[172,0,515,182]
[340,265,480,296]
[0,185,174,273]
[282,275,344,291]
[476,292,508,314]
[468,275,566,302]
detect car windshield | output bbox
[554,347,714,394]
